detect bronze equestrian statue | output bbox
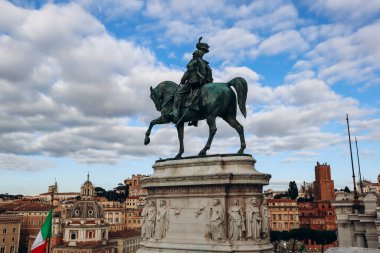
[144,38,248,158]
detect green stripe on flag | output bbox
[40,209,52,240]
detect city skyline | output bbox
[1,0,380,195]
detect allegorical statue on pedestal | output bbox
[245,198,262,240]
[141,201,148,239]
[209,199,226,242]
[154,200,169,240]
[144,37,248,158]
[260,198,270,239]
[144,201,156,240]
[228,199,245,241]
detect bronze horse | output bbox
[144,77,248,158]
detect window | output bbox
[284,214,288,220]
[278,214,282,220]
[0,246,5,253]
[272,214,276,220]
[10,246,15,253]
[2,228,6,234]
[70,231,77,240]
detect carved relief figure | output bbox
[260,198,270,239]
[141,201,148,239]
[154,200,169,240]
[209,199,226,242]
[246,198,261,240]
[145,201,156,239]
[228,199,245,240]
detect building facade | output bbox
[108,229,141,253]
[0,214,22,253]
[298,162,337,251]
[267,199,299,231]
[358,175,380,194]
[53,175,115,253]
[124,175,148,198]
[0,201,51,252]
[101,201,126,232]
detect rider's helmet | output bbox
[196,37,210,53]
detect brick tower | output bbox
[313,162,335,201]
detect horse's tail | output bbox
[227,77,247,118]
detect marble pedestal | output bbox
[137,154,273,253]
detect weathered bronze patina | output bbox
[144,38,248,158]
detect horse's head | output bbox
[150,81,179,112]
[150,84,162,111]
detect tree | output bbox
[270,231,282,252]
[288,181,299,200]
[95,187,106,197]
[311,230,337,253]
[343,186,351,193]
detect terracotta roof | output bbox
[0,200,51,211]
[108,228,141,238]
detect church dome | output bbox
[67,200,104,219]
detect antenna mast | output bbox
[355,137,364,194]
[346,114,358,201]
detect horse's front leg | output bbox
[175,123,184,158]
[199,116,217,156]
[144,116,166,145]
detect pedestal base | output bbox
[137,154,273,253]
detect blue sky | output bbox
[0,0,379,195]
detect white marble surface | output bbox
[137,154,273,253]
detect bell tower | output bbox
[80,173,95,201]
[313,162,335,201]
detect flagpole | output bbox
[47,181,55,253]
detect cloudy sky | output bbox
[1,0,379,195]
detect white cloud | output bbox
[258,30,309,56]
[302,20,380,86]
[307,0,380,24]
[0,154,54,171]
[208,28,259,62]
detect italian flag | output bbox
[31,209,52,253]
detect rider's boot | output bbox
[188,121,198,127]
[172,95,182,123]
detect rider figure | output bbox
[172,37,213,124]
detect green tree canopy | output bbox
[288,181,299,200]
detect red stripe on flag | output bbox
[31,241,47,253]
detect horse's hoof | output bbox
[237,148,244,154]
[144,137,150,145]
[175,153,183,159]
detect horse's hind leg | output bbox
[223,115,246,154]
[199,116,217,156]
[175,123,184,158]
